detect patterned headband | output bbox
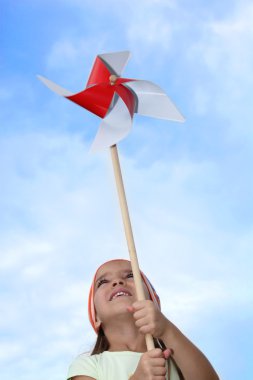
[88,259,161,333]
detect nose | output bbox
[112,278,124,287]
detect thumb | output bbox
[127,306,134,313]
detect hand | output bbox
[127,300,170,338]
[129,348,169,380]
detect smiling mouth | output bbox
[110,291,132,301]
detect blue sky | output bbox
[1,1,252,379]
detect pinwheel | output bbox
[38,51,184,151]
[38,50,185,350]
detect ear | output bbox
[94,315,102,330]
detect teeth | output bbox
[112,291,130,300]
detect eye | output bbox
[97,278,108,288]
[126,272,133,279]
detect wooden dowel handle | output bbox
[110,144,154,351]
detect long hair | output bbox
[90,327,109,354]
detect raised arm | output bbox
[160,319,219,380]
[128,301,219,380]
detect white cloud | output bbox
[47,39,79,68]
[46,36,107,73]
[1,91,251,380]
[41,0,179,81]
[1,2,252,379]
[205,3,253,77]
[127,14,172,54]
[187,0,253,141]
[0,237,53,272]
[191,85,210,116]
[159,277,228,326]
[0,342,24,362]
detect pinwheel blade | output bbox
[86,51,130,89]
[99,51,130,77]
[125,80,185,122]
[86,57,112,88]
[90,95,132,152]
[37,75,73,97]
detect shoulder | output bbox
[71,377,95,380]
[67,351,143,380]
[67,353,99,380]
[71,353,97,364]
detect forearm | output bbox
[160,320,219,380]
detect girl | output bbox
[67,259,219,380]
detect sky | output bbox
[0,0,252,379]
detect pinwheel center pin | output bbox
[109,74,118,85]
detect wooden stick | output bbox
[110,144,155,351]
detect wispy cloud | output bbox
[186,1,253,142]
[1,1,253,380]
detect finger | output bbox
[132,300,153,310]
[133,309,149,320]
[127,306,149,321]
[151,365,167,376]
[135,316,151,329]
[149,358,166,367]
[136,318,157,332]
[126,306,134,313]
[163,348,173,359]
[138,323,154,334]
[147,348,164,358]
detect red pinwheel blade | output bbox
[86,51,131,88]
[86,56,111,88]
[38,50,185,152]
[66,83,115,118]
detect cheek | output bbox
[93,290,104,318]
[93,292,100,311]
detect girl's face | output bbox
[93,260,149,329]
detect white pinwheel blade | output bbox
[99,51,131,76]
[90,95,132,152]
[125,80,185,122]
[37,75,73,97]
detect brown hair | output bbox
[90,327,109,354]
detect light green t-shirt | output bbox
[67,351,180,380]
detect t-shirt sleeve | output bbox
[67,354,98,380]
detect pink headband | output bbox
[88,259,161,333]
